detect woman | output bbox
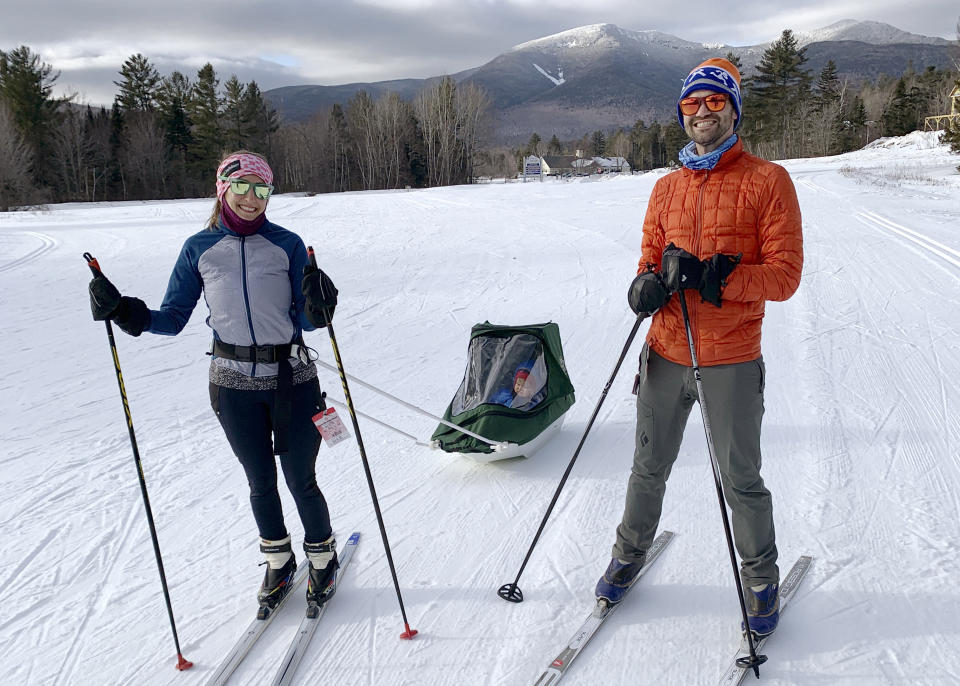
[89,151,341,614]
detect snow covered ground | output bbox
[2,131,959,685]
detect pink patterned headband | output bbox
[216,153,274,199]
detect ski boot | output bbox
[595,554,645,607]
[742,582,780,641]
[304,536,339,618]
[257,535,296,619]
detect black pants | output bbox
[210,378,332,543]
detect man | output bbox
[595,58,803,640]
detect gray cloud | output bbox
[3,0,956,107]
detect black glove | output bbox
[660,243,704,293]
[88,274,149,336]
[699,253,741,307]
[89,273,121,320]
[302,265,338,328]
[627,270,669,316]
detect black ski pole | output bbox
[306,247,418,640]
[498,312,647,603]
[83,253,193,672]
[677,289,766,678]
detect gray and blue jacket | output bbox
[147,220,318,390]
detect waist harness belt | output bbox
[212,340,306,454]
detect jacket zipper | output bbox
[692,170,710,364]
[239,236,259,375]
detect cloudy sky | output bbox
[3,0,957,107]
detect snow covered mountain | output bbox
[793,19,955,47]
[265,20,956,141]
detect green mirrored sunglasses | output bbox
[219,175,274,199]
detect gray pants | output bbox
[613,344,779,586]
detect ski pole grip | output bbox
[306,245,334,328]
[83,252,102,276]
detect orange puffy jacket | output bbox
[640,139,803,366]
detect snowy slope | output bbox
[793,19,954,47]
[2,132,959,686]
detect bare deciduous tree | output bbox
[51,108,96,200]
[457,82,491,182]
[122,112,168,197]
[608,129,631,160]
[0,102,36,210]
[273,113,332,193]
[415,77,490,186]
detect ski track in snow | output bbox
[2,133,960,685]
[0,230,59,273]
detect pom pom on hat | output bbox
[677,58,743,130]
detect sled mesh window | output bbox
[452,334,547,414]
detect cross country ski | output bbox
[271,531,361,686]
[533,529,675,685]
[204,563,309,686]
[719,554,813,685]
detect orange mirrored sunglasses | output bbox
[679,93,729,116]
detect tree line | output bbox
[0,47,490,210]
[2,31,959,211]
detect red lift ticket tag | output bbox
[312,407,350,446]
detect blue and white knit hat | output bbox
[677,58,743,130]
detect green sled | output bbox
[431,322,576,461]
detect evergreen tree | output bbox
[157,71,194,196]
[743,29,812,158]
[327,103,352,192]
[187,63,222,181]
[525,132,542,156]
[114,54,160,112]
[546,134,563,155]
[239,82,278,156]
[881,78,919,136]
[108,101,127,198]
[646,122,665,168]
[815,60,842,110]
[83,106,113,201]
[838,95,868,152]
[812,60,845,155]
[221,75,246,150]
[661,120,689,164]
[404,107,429,188]
[590,129,606,156]
[627,119,646,169]
[916,66,942,117]
[0,45,64,189]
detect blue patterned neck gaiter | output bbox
[678,134,738,171]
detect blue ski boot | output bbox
[595,555,645,605]
[743,582,780,639]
